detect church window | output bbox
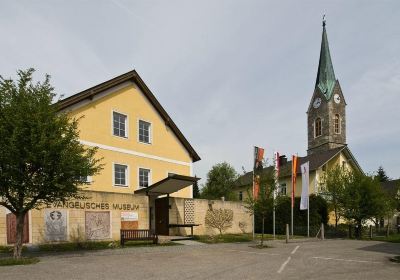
[334,114,340,134]
[315,118,322,137]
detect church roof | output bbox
[381,179,400,195]
[315,19,337,100]
[234,146,362,188]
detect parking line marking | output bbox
[312,256,382,264]
[291,245,300,255]
[277,256,291,274]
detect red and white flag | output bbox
[274,152,280,199]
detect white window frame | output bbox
[137,119,152,144]
[138,167,151,189]
[112,110,129,139]
[113,163,129,187]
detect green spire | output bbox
[315,18,336,100]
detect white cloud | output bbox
[1,0,399,182]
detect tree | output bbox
[376,166,390,182]
[0,69,102,258]
[341,172,386,238]
[205,208,234,235]
[201,162,238,200]
[192,176,200,198]
[320,164,349,229]
[243,165,275,247]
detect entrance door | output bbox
[155,197,169,235]
[6,213,29,244]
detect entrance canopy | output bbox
[134,174,200,196]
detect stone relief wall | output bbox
[44,209,67,242]
[85,211,111,240]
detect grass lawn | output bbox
[193,233,307,244]
[194,234,253,244]
[0,257,39,266]
[0,240,179,255]
[255,233,305,240]
[370,233,400,243]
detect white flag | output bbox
[300,161,309,210]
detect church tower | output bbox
[307,19,347,155]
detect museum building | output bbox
[0,70,251,245]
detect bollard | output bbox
[321,223,325,240]
[370,225,373,239]
[286,224,289,244]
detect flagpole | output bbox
[291,169,294,237]
[252,147,255,241]
[307,195,310,238]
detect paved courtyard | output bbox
[1,239,399,280]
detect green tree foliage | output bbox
[376,166,390,182]
[192,177,200,198]
[320,164,349,228]
[0,69,103,258]
[341,172,387,238]
[201,162,238,200]
[243,166,275,247]
[254,195,328,235]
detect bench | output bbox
[120,229,158,246]
[168,224,200,237]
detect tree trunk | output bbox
[261,217,265,247]
[334,208,338,229]
[356,220,362,239]
[13,213,25,259]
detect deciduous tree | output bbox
[0,69,102,258]
[201,162,238,200]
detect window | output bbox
[139,168,150,188]
[334,114,340,134]
[138,120,151,144]
[239,191,243,201]
[315,118,322,137]
[113,112,127,138]
[279,183,287,195]
[114,164,128,186]
[78,176,92,184]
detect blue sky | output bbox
[1,1,399,184]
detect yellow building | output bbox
[0,70,204,244]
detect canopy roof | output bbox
[134,174,200,196]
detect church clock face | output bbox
[313,97,321,108]
[334,94,341,104]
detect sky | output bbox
[1,1,399,185]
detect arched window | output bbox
[334,114,340,134]
[315,118,322,137]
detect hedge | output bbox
[254,194,328,235]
